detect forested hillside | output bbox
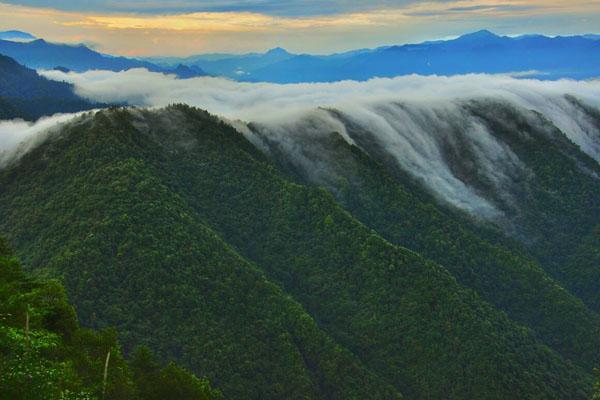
[0,236,222,400]
[246,101,600,371]
[0,54,99,120]
[0,106,597,399]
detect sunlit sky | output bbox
[0,0,599,56]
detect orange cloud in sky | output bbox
[0,1,598,56]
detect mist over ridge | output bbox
[0,111,94,168]
[30,69,600,219]
[1,68,599,221]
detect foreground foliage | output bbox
[0,237,222,400]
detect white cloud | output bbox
[40,68,600,160]
[0,112,94,168]
[6,70,600,219]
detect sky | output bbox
[0,0,599,56]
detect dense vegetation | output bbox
[0,236,221,399]
[0,54,100,120]
[594,373,600,400]
[0,108,401,399]
[0,106,597,399]
[250,107,600,371]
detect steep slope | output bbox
[246,112,600,371]
[464,99,599,269]
[0,54,99,120]
[240,96,600,307]
[0,109,402,400]
[0,106,596,398]
[131,106,597,397]
[8,108,587,397]
[559,226,600,313]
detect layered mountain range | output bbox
[0,33,205,79]
[148,30,600,82]
[2,30,600,83]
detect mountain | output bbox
[0,107,404,400]
[184,47,295,79]
[250,31,600,82]
[0,236,222,400]
[11,30,598,83]
[169,64,206,79]
[0,30,36,41]
[244,96,600,366]
[0,104,598,399]
[0,54,101,120]
[0,38,206,78]
[145,47,379,80]
[162,30,600,82]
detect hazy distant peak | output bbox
[0,30,36,41]
[454,29,501,41]
[265,47,290,55]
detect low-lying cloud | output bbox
[40,68,600,160]
[3,69,599,219]
[0,112,93,168]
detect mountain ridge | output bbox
[0,54,101,120]
[2,29,599,82]
[137,30,600,81]
[0,104,597,399]
[0,38,206,78]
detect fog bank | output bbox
[2,70,598,218]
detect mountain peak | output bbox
[457,29,499,41]
[0,30,36,41]
[265,47,289,56]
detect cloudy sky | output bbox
[0,0,599,55]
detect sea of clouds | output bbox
[38,68,600,160]
[1,69,599,218]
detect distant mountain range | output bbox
[0,54,101,120]
[1,29,599,82]
[145,47,296,78]
[0,36,206,78]
[147,30,600,82]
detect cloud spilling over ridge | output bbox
[40,68,600,160]
[0,112,93,168]
[14,70,600,218]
